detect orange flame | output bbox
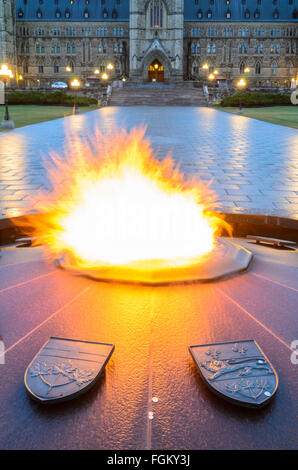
[25,126,229,268]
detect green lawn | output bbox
[0,104,99,130]
[217,106,298,129]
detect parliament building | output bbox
[0,0,297,88]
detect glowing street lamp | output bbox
[66,66,72,73]
[237,78,247,89]
[0,64,14,129]
[208,73,215,81]
[101,73,110,106]
[106,63,114,71]
[244,67,250,74]
[236,78,247,114]
[202,63,209,71]
[70,78,81,114]
[94,69,100,75]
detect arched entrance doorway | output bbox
[148,60,164,82]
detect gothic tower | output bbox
[0,0,16,70]
[129,0,184,83]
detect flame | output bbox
[24,126,229,269]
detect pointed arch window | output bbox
[112,9,118,19]
[83,9,89,18]
[207,9,213,19]
[255,61,261,75]
[254,9,260,19]
[288,62,294,75]
[273,9,279,19]
[102,8,108,18]
[226,9,231,19]
[36,8,42,18]
[18,8,24,18]
[55,9,61,18]
[149,1,164,28]
[239,61,246,74]
[65,8,71,18]
[197,9,203,19]
[271,62,278,75]
[244,9,250,19]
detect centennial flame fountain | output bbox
[22,126,252,284]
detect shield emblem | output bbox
[25,337,114,404]
[190,340,278,408]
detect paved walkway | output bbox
[0,106,297,220]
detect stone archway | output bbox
[142,50,172,83]
[148,59,164,82]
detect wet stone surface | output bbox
[0,106,297,220]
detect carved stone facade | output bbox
[184,21,298,88]
[0,0,17,73]
[16,20,129,87]
[1,0,297,88]
[129,0,184,83]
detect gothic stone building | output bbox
[0,0,297,88]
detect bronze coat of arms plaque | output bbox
[24,337,114,404]
[190,340,278,408]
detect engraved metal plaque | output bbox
[190,340,278,408]
[25,337,114,404]
[246,235,296,248]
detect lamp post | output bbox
[101,73,109,106]
[70,78,81,114]
[201,63,210,104]
[0,64,14,129]
[236,78,247,114]
[201,63,209,82]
